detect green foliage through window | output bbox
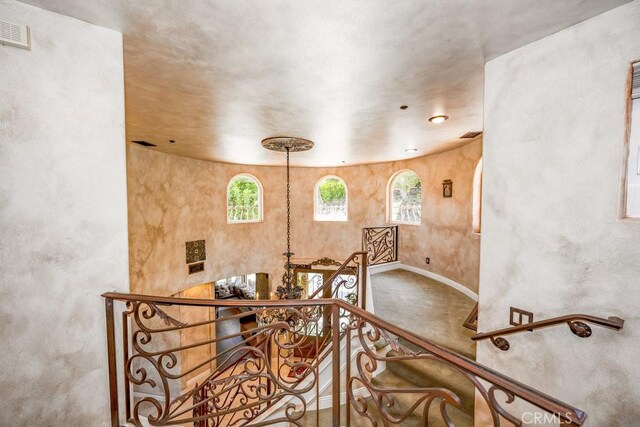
[227,176,260,221]
[315,177,347,221]
[318,178,346,203]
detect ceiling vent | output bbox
[0,20,30,50]
[460,131,483,139]
[131,140,157,147]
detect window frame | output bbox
[472,158,483,234]
[620,60,640,222]
[313,175,349,222]
[226,173,264,224]
[387,169,422,226]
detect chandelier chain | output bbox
[286,146,291,272]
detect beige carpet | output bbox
[296,269,478,426]
[370,269,476,359]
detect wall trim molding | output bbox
[368,261,402,274]
[399,264,478,301]
[370,261,478,301]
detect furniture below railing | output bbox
[362,225,398,265]
[472,313,624,351]
[103,293,587,426]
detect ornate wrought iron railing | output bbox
[103,293,587,427]
[391,205,421,223]
[227,205,260,222]
[316,200,347,220]
[362,225,398,265]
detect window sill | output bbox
[227,219,263,224]
[389,221,421,227]
[314,218,349,222]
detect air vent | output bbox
[460,131,483,139]
[131,140,157,147]
[0,20,30,50]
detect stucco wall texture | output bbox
[127,138,482,297]
[0,1,128,425]
[478,1,640,425]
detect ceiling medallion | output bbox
[262,136,314,300]
[261,136,314,153]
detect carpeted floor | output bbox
[370,268,477,359]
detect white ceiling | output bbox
[20,0,630,166]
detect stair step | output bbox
[385,349,475,416]
[293,370,472,426]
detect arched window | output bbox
[388,170,422,224]
[472,158,483,233]
[314,176,348,221]
[227,174,263,223]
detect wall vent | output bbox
[0,20,30,50]
[460,131,483,139]
[131,140,157,147]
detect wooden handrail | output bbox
[473,314,624,351]
[102,292,587,425]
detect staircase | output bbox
[297,268,478,426]
[101,251,587,426]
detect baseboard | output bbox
[368,261,402,275]
[398,264,478,301]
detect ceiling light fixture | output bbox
[428,115,449,124]
[405,148,418,153]
[400,105,408,110]
[261,136,314,300]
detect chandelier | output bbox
[261,136,314,300]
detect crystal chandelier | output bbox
[261,136,314,300]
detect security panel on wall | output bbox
[0,20,30,50]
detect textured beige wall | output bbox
[478,2,640,425]
[127,138,481,297]
[0,0,128,425]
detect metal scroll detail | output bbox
[362,225,398,265]
[104,292,587,427]
[343,315,585,426]
[122,300,328,427]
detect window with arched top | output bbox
[314,176,348,221]
[227,174,263,223]
[388,170,422,224]
[472,158,483,234]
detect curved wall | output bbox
[127,138,482,296]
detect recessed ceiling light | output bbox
[428,115,449,124]
[405,148,418,153]
[400,105,408,110]
[169,139,176,143]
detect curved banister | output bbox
[472,314,624,351]
[102,292,587,425]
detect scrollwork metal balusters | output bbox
[104,294,587,427]
[362,225,398,265]
[115,299,330,426]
